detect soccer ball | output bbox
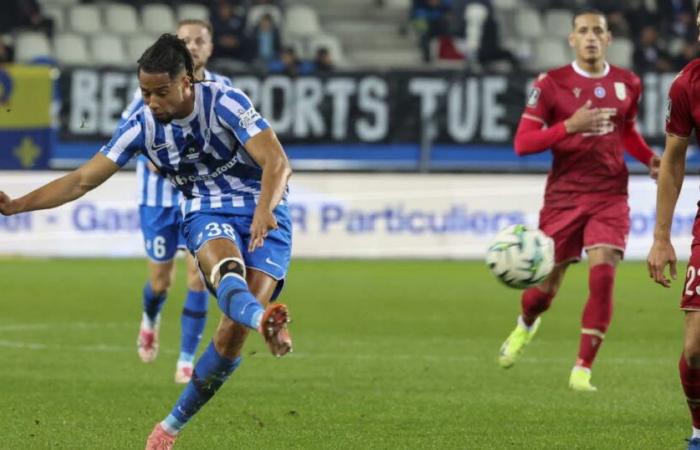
[486,224,555,289]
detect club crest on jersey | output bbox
[527,88,541,107]
[594,86,606,98]
[614,82,626,101]
[184,146,200,161]
[572,88,581,98]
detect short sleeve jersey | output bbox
[666,59,700,139]
[101,81,281,217]
[523,62,642,206]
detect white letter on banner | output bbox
[326,78,356,140]
[409,78,447,121]
[70,70,98,134]
[261,76,292,133]
[232,76,260,104]
[481,76,508,141]
[101,72,127,135]
[357,76,388,142]
[447,78,479,142]
[294,77,325,137]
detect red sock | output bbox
[521,287,554,326]
[577,264,615,368]
[680,354,700,428]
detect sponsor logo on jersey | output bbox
[666,99,672,122]
[169,156,240,186]
[527,88,541,107]
[239,107,262,129]
[614,82,626,101]
[594,86,606,98]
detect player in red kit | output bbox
[498,8,659,391]
[648,6,700,448]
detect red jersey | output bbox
[523,62,642,207]
[666,58,700,139]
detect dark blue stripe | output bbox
[182,308,207,319]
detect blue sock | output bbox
[180,290,209,363]
[216,275,264,330]
[163,341,242,433]
[143,282,167,324]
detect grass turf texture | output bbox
[0,258,689,449]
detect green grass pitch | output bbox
[0,258,690,449]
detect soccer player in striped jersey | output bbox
[121,19,233,384]
[0,34,292,449]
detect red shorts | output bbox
[680,213,700,309]
[539,198,630,264]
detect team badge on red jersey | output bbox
[594,86,606,98]
[614,82,626,101]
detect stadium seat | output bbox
[37,0,79,6]
[531,38,570,72]
[309,33,346,66]
[544,10,574,39]
[14,32,52,63]
[54,32,90,66]
[514,8,543,40]
[42,6,66,33]
[384,0,411,9]
[142,4,177,35]
[68,4,103,35]
[493,0,518,12]
[105,3,140,35]
[284,5,322,38]
[247,5,284,30]
[607,37,633,69]
[91,34,129,67]
[127,34,157,63]
[177,3,210,22]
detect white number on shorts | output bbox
[153,235,166,259]
[205,222,236,240]
[686,266,699,297]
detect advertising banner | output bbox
[58,69,675,147]
[0,172,696,261]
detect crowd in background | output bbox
[0,0,336,75]
[410,0,700,72]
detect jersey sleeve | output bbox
[627,74,642,123]
[666,73,694,138]
[522,73,555,125]
[99,118,144,167]
[214,87,270,145]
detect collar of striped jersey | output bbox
[571,60,610,79]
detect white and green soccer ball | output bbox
[486,224,555,289]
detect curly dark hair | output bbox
[137,33,195,82]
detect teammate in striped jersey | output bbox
[0,34,292,449]
[121,19,234,385]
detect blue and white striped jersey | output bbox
[121,70,232,208]
[103,80,281,217]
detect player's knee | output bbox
[209,257,246,289]
[150,275,172,294]
[684,339,700,368]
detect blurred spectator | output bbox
[0,0,53,37]
[0,40,14,64]
[411,0,453,62]
[314,47,334,73]
[658,0,696,41]
[210,0,252,62]
[675,41,700,70]
[252,13,281,63]
[268,46,314,76]
[633,25,674,72]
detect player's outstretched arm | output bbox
[243,128,292,252]
[647,133,689,287]
[0,153,120,216]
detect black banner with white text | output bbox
[58,68,675,146]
